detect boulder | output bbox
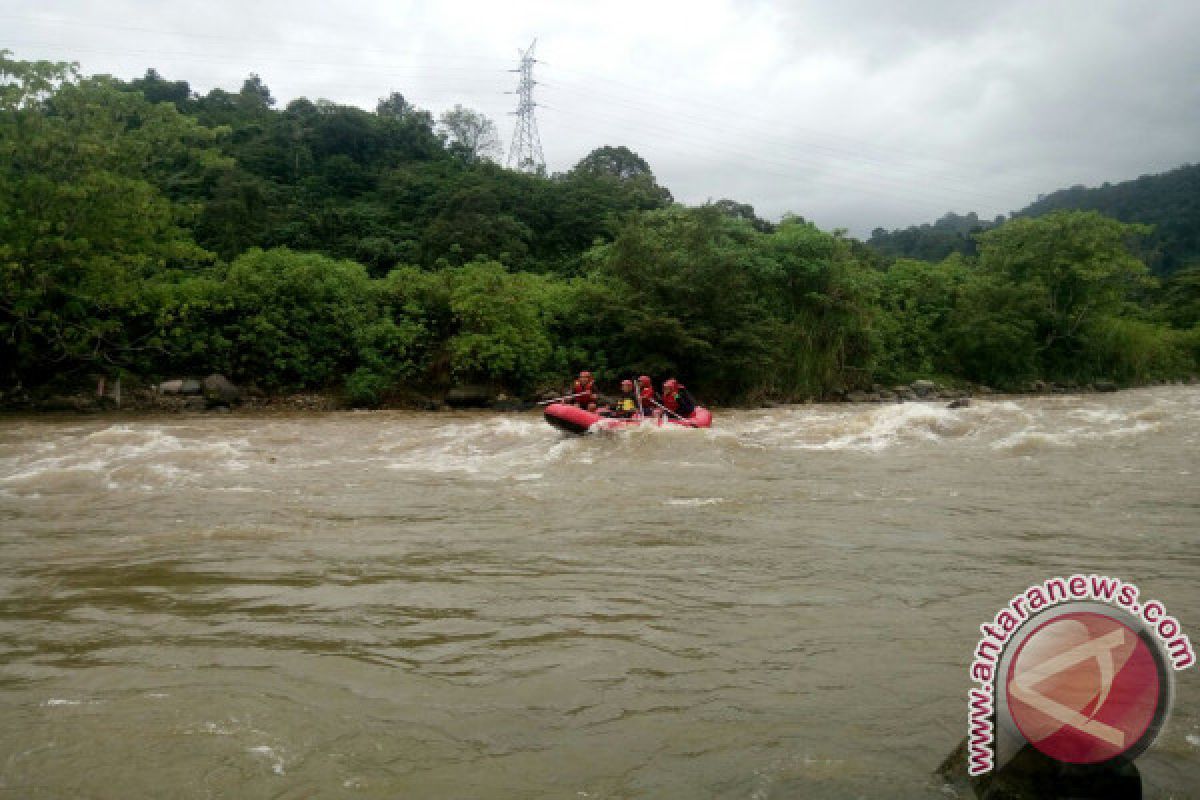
[845,390,877,403]
[202,374,241,406]
[158,379,184,395]
[911,379,937,397]
[445,384,496,408]
[937,736,1142,799]
[180,379,202,395]
[1094,381,1118,392]
[946,398,970,409]
[41,394,97,412]
[491,398,528,412]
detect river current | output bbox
[1,388,1198,798]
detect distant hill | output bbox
[867,163,1200,275]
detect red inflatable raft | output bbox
[543,403,713,435]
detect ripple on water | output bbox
[1,387,1198,798]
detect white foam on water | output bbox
[663,497,725,507]
[1,424,253,494]
[748,402,976,452]
[992,418,1159,453]
[382,417,570,479]
[248,745,286,775]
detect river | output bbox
[1,388,1198,798]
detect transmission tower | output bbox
[506,39,545,173]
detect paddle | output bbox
[537,391,587,406]
[649,398,693,425]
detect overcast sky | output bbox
[4,0,1198,235]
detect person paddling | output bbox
[663,378,695,417]
[572,371,597,410]
[636,375,657,417]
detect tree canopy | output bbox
[1,52,1196,405]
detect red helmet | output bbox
[620,379,633,390]
[638,375,652,387]
[664,378,678,390]
[579,370,592,379]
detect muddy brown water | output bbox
[1,388,1198,798]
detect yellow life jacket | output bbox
[617,396,636,412]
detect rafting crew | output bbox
[544,371,710,433]
[560,371,696,420]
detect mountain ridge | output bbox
[867,162,1200,274]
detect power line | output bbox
[538,105,1020,213]
[545,63,1018,181]
[4,20,1032,215]
[538,73,1027,199]
[0,14,511,65]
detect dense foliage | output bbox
[2,53,1197,406]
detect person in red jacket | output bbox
[662,378,695,417]
[572,371,596,409]
[637,375,657,415]
[661,378,680,413]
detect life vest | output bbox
[616,395,636,412]
[663,391,680,412]
[573,379,595,407]
[674,386,696,416]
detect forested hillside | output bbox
[2,52,1198,406]
[868,164,1200,276]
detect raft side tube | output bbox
[542,403,597,435]
[544,403,713,434]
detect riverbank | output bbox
[3,374,1198,416]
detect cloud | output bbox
[4,0,1198,235]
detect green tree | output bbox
[874,255,968,382]
[199,248,418,389]
[437,105,502,164]
[442,261,556,391]
[568,146,673,208]
[973,211,1155,380]
[0,52,226,386]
